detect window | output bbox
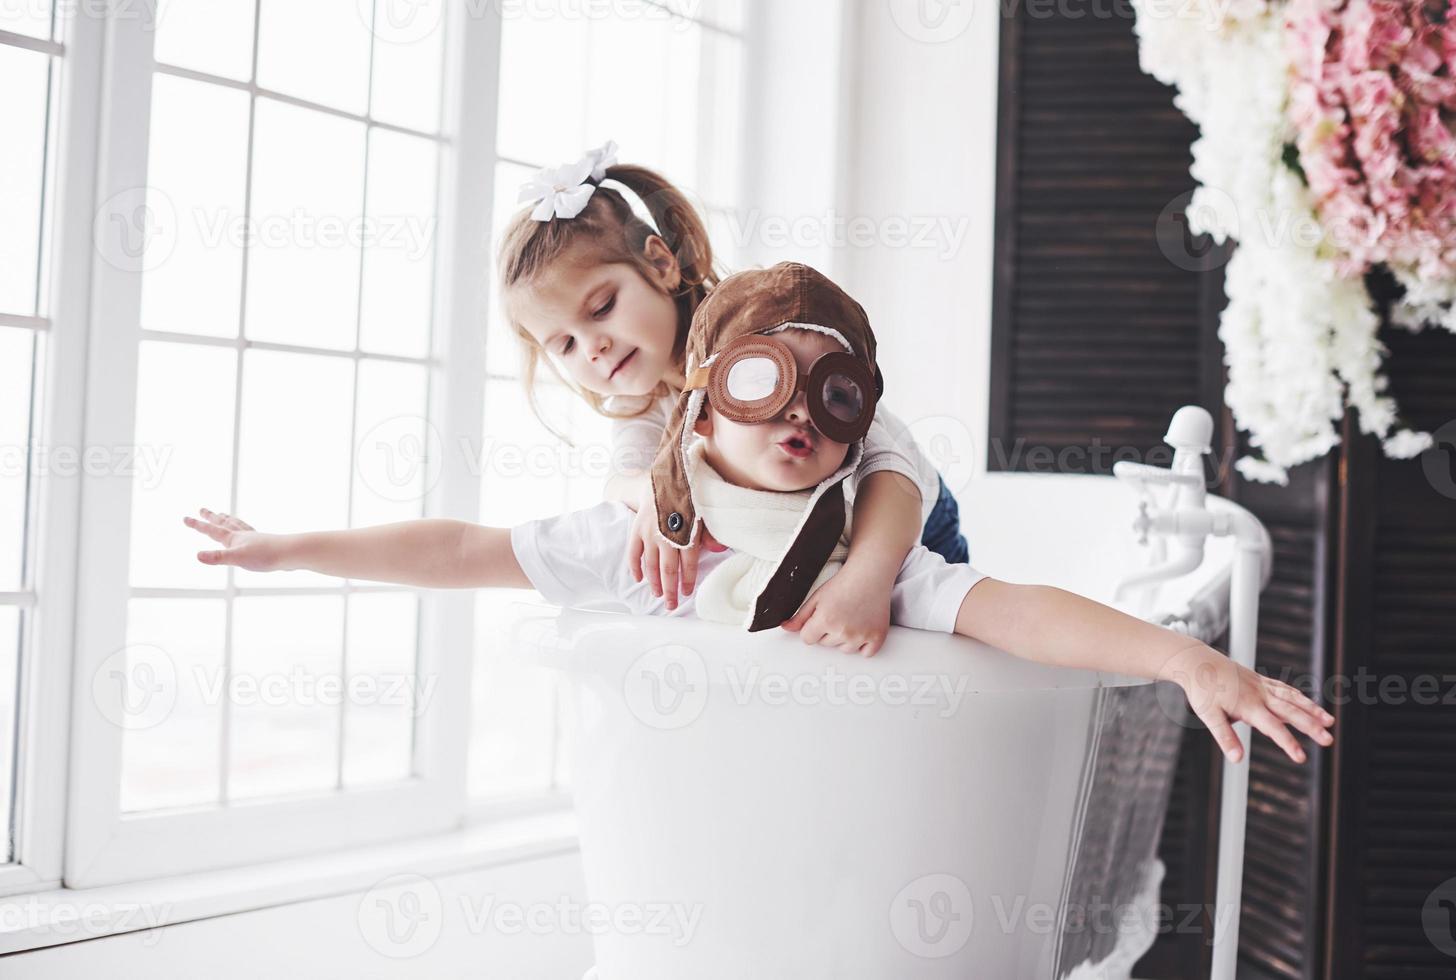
[0,0,61,889]
[22,0,748,893]
[68,0,465,888]
[469,0,747,804]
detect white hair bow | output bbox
[517,140,619,222]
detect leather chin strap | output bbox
[684,364,711,391]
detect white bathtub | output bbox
[507,472,1268,979]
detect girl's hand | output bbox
[624,486,724,611]
[780,562,893,657]
[1166,644,1335,764]
[183,507,288,572]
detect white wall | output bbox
[744,0,1002,495]
[837,1,1001,492]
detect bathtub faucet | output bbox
[1113,405,1273,980]
[1111,406,1216,606]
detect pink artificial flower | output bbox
[1285,0,1456,285]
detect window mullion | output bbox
[63,0,160,887]
[410,2,504,814]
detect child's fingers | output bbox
[196,549,232,566]
[780,600,813,632]
[797,615,830,646]
[1267,680,1336,728]
[699,527,727,553]
[183,515,230,543]
[679,544,699,597]
[200,507,251,532]
[1193,702,1244,763]
[626,533,645,583]
[1247,706,1306,764]
[658,549,680,610]
[641,539,663,597]
[1264,686,1334,746]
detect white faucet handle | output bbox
[1113,460,1202,488]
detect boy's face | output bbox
[693,328,852,491]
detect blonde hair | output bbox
[497,163,720,443]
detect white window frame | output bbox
[3,0,766,905]
[0,12,91,900]
[62,1,504,889]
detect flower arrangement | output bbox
[1131,0,1455,482]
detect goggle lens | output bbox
[724,355,780,403]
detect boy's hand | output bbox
[1165,644,1335,765]
[780,562,892,657]
[624,487,725,611]
[183,507,287,572]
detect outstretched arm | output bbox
[184,507,532,590]
[955,579,1336,764]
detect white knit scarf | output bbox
[686,438,851,628]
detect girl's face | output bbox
[509,239,684,398]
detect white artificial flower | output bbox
[1383,429,1435,458]
[1130,0,1435,482]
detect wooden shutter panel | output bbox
[1328,307,1456,980]
[989,2,1221,473]
[992,6,1331,978]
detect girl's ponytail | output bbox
[599,163,718,310]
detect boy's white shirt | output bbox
[685,437,852,628]
[604,392,944,528]
[509,493,985,635]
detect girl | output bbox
[495,142,967,656]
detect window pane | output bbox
[230,595,344,801]
[705,204,744,274]
[358,129,437,359]
[699,33,744,206]
[120,599,226,812]
[479,380,574,527]
[656,20,703,186]
[0,604,18,860]
[470,590,557,799]
[368,0,446,133]
[352,358,430,529]
[129,340,237,590]
[0,0,52,40]
[0,327,34,593]
[153,0,257,81]
[234,349,354,587]
[584,16,692,175]
[342,591,417,787]
[0,45,49,317]
[485,160,535,377]
[256,0,372,116]
[244,99,366,351]
[666,0,744,31]
[494,4,589,165]
[139,74,250,339]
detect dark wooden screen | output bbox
[1326,276,1456,980]
[991,3,1338,977]
[988,2,1224,476]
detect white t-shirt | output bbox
[510,500,987,633]
[604,393,944,528]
